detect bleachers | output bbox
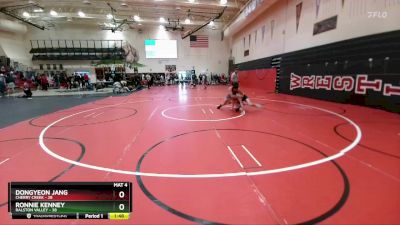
[29,40,125,61]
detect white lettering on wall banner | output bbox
[383,84,400,96]
[290,73,400,96]
[315,76,333,90]
[333,76,354,91]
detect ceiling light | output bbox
[184,18,191,24]
[133,15,140,21]
[188,0,195,3]
[50,10,58,16]
[83,0,91,4]
[209,21,214,26]
[22,12,30,18]
[107,13,113,19]
[220,0,227,5]
[159,17,166,23]
[138,23,142,26]
[33,8,43,13]
[121,2,128,7]
[78,11,85,17]
[67,17,73,22]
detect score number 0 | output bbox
[118,191,125,211]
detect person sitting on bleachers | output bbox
[221,73,227,84]
[95,79,105,91]
[113,81,130,94]
[121,81,131,92]
[113,81,122,93]
[21,82,32,99]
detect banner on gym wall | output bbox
[290,73,400,96]
[285,73,400,112]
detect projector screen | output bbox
[145,39,177,59]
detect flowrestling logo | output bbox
[290,73,400,96]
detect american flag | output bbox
[190,35,209,48]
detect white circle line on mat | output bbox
[161,104,245,122]
[39,99,362,178]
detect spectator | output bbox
[121,81,131,92]
[133,75,142,88]
[113,81,122,93]
[0,73,6,97]
[191,73,197,88]
[113,81,130,93]
[83,73,89,89]
[201,73,207,89]
[36,74,42,90]
[114,73,122,83]
[22,81,32,99]
[0,66,6,75]
[160,74,165,85]
[165,73,170,85]
[41,74,49,91]
[54,73,60,88]
[6,72,15,95]
[60,74,66,88]
[67,75,72,90]
[30,75,36,88]
[95,79,105,91]
[146,74,152,89]
[221,73,227,84]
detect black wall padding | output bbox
[236,30,400,113]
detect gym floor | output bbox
[0,85,399,224]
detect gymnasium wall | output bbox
[230,0,400,113]
[25,24,230,74]
[231,0,400,63]
[0,30,31,66]
[278,30,400,113]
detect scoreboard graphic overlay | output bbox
[8,182,132,220]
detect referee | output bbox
[230,67,239,88]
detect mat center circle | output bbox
[161,104,245,122]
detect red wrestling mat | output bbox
[0,85,399,224]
